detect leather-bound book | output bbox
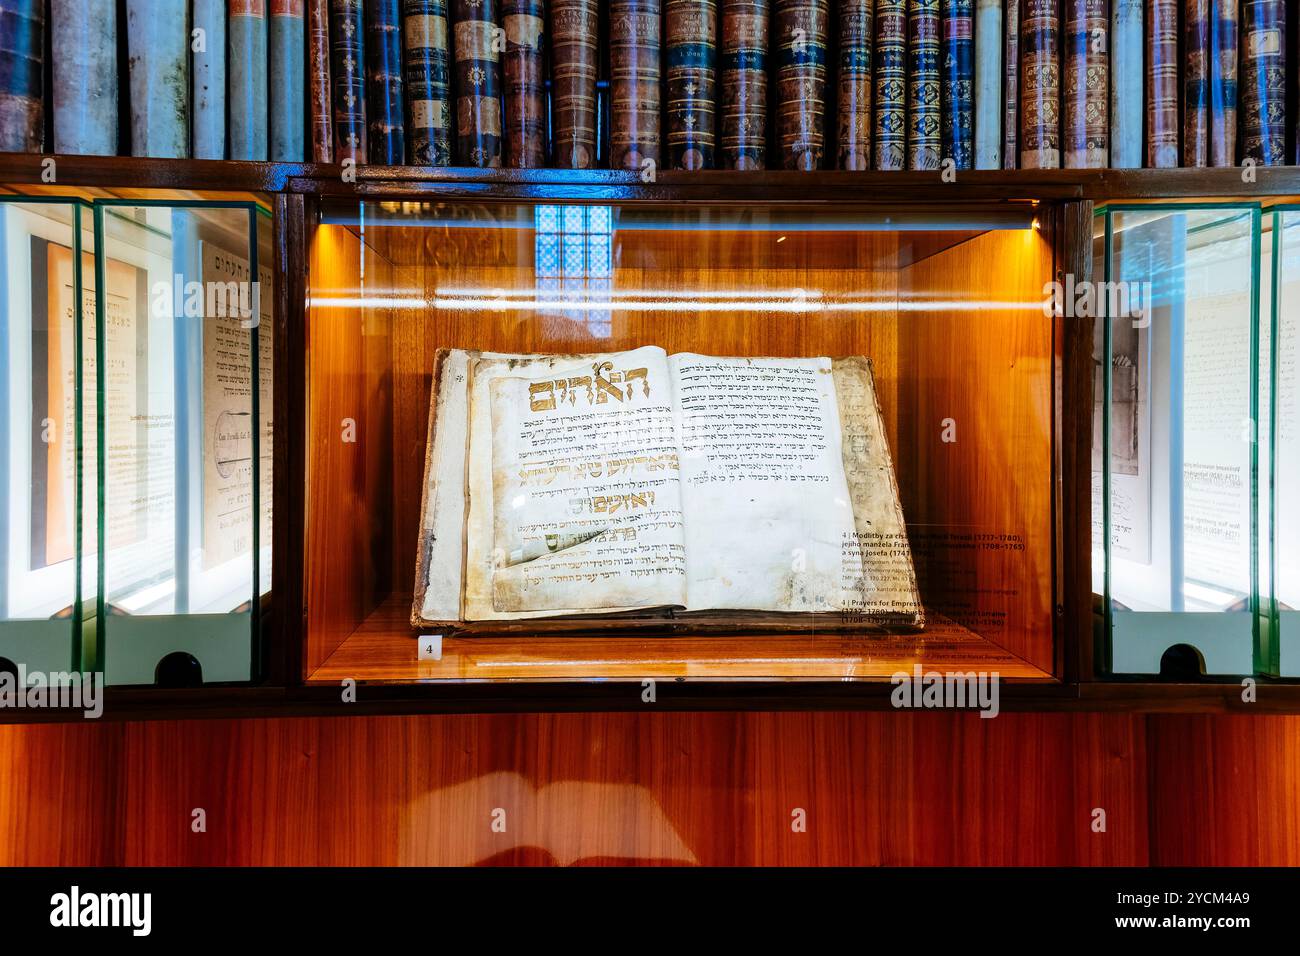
[405,0,453,165]
[1019,0,1059,169]
[0,0,42,152]
[270,0,306,160]
[1063,0,1106,168]
[1146,0,1178,167]
[452,0,502,166]
[551,0,599,168]
[907,0,940,170]
[1185,0,1209,166]
[52,1,118,155]
[192,0,226,158]
[941,0,973,169]
[309,0,333,161]
[1209,0,1237,166]
[775,0,828,170]
[973,0,1000,169]
[229,0,269,160]
[874,0,906,170]
[610,0,662,172]
[1001,0,1017,168]
[1242,0,1285,166]
[720,0,767,169]
[330,0,367,162]
[366,0,405,164]
[837,0,872,170]
[1110,0,1141,168]
[503,0,546,167]
[127,2,190,157]
[666,0,717,169]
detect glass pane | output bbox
[96,203,264,686]
[1273,210,1300,676]
[1105,206,1259,676]
[0,199,91,679]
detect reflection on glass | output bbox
[1271,211,1300,676]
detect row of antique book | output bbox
[0,1,1291,169]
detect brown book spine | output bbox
[720,0,768,169]
[1242,0,1285,166]
[452,0,502,166]
[551,0,599,167]
[906,0,940,170]
[503,0,546,167]
[610,0,662,171]
[330,0,367,162]
[667,0,718,169]
[1146,0,1179,167]
[0,0,44,152]
[874,0,906,170]
[838,0,873,170]
[1063,0,1107,168]
[309,0,333,161]
[1185,0,1209,166]
[775,0,829,170]
[1209,0,1237,166]
[1002,0,1018,168]
[1019,0,1060,169]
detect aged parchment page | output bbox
[415,349,472,622]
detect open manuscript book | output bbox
[412,346,924,631]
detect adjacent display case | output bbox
[1268,208,1300,678]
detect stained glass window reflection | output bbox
[534,204,613,337]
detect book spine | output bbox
[1019,0,1059,169]
[1185,0,1209,166]
[874,0,906,170]
[775,0,828,170]
[666,0,717,169]
[1063,0,1106,168]
[366,0,405,164]
[127,1,190,157]
[941,0,973,169]
[503,0,546,167]
[404,0,453,165]
[1109,0,1141,167]
[309,0,333,161]
[907,0,940,170]
[192,0,227,159]
[452,0,502,166]
[837,1,872,170]
[1146,0,1179,167]
[610,0,662,172]
[720,0,767,169]
[1001,0,1016,167]
[551,0,599,168]
[1209,0,1237,166]
[51,0,118,155]
[230,0,269,160]
[0,0,42,152]
[330,0,366,162]
[1242,0,1285,166]
[973,0,1000,169]
[270,0,306,160]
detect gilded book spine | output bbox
[0,0,42,152]
[270,0,306,160]
[366,0,405,164]
[1146,0,1179,167]
[720,0,767,169]
[52,1,118,155]
[404,0,453,166]
[192,0,226,158]
[1242,0,1285,166]
[775,0,828,170]
[941,0,973,169]
[452,0,502,166]
[667,0,717,169]
[330,0,366,162]
[874,0,906,170]
[309,0,332,161]
[1209,0,1237,166]
[1019,0,1059,169]
[1185,0,1209,166]
[838,1,872,171]
[229,0,269,160]
[610,0,662,171]
[907,0,940,170]
[1063,0,1106,168]
[127,1,190,157]
[551,0,598,168]
[503,0,546,167]
[1110,0,1141,168]
[973,0,1000,169]
[1001,0,1016,167]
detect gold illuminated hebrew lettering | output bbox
[529,381,556,411]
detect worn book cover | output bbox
[973,0,1001,168]
[126,2,190,157]
[269,0,306,160]
[309,0,333,161]
[452,0,503,166]
[875,0,907,170]
[229,0,269,160]
[942,0,974,170]
[907,0,941,170]
[0,0,43,152]
[551,0,600,168]
[667,0,718,170]
[365,0,405,164]
[1019,0,1059,169]
[611,0,663,171]
[1146,0,1179,167]
[51,2,118,156]
[329,0,367,161]
[1209,0,1237,166]
[720,0,768,169]
[1242,0,1285,166]
[1185,0,1210,166]
[1063,0,1107,168]
[503,0,547,167]
[403,0,453,165]
[838,0,873,171]
[775,0,829,171]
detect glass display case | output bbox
[1268,208,1300,678]
[303,199,1063,685]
